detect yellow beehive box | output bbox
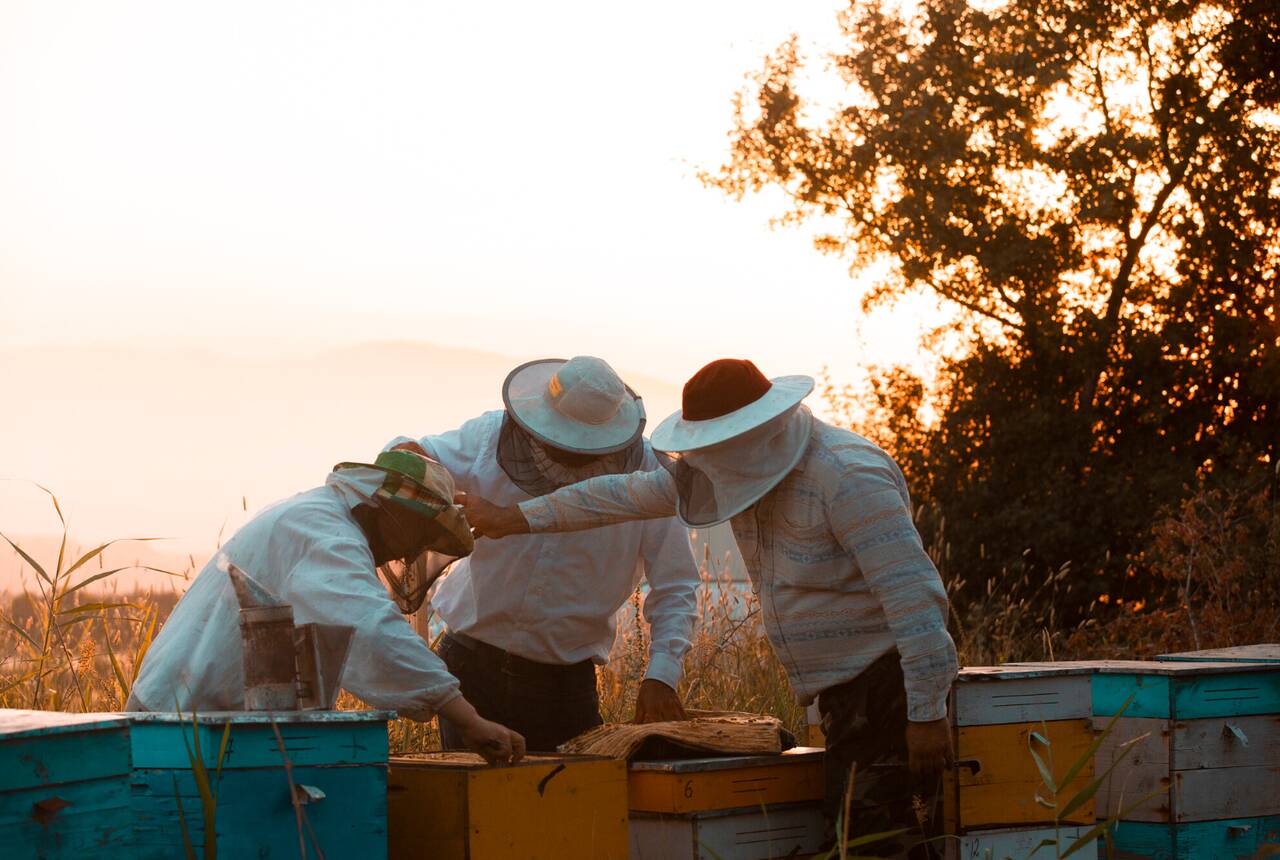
[628,748,825,814]
[387,752,628,860]
[945,665,1097,832]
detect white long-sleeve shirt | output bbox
[129,480,461,717]
[519,418,959,721]
[393,411,699,689]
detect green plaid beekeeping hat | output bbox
[332,449,474,558]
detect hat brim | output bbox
[502,359,646,455]
[651,375,815,454]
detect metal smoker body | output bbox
[228,564,355,711]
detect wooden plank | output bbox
[1109,815,1280,859]
[1158,644,1280,663]
[1094,717,1171,823]
[628,753,824,814]
[1172,714,1280,770]
[954,719,1095,828]
[129,717,389,769]
[0,708,131,739]
[630,803,826,860]
[954,673,1092,726]
[693,803,826,860]
[946,825,1096,860]
[130,763,387,859]
[0,724,132,792]
[387,765,468,860]
[2,777,134,857]
[466,757,629,859]
[1174,766,1280,822]
[1171,672,1280,719]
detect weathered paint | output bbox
[955,719,1095,828]
[629,802,826,860]
[1107,814,1280,859]
[627,748,824,814]
[1157,644,1280,664]
[125,709,390,860]
[953,666,1093,727]
[387,752,628,859]
[0,710,135,858]
[945,825,1097,860]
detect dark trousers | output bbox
[818,650,943,858]
[435,632,603,753]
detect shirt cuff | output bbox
[642,651,684,690]
[518,498,556,532]
[907,691,949,723]
[401,687,462,723]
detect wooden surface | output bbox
[1097,714,1280,823]
[953,671,1093,726]
[0,715,134,857]
[1157,644,1280,664]
[945,825,1096,860]
[1109,815,1280,859]
[388,754,629,860]
[629,803,825,860]
[952,718,1096,828]
[128,714,389,860]
[628,750,824,814]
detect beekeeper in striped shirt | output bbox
[460,358,958,854]
[385,356,699,753]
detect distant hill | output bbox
[0,340,687,592]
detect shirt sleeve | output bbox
[637,516,699,689]
[519,468,679,532]
[383,412,498,496]
[825,449,958,722]
[276,514,462,719]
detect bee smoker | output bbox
[227,564,355,711]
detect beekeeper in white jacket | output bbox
[128,449,526,764]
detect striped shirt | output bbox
[520,418,958,721]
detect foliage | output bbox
[709,0,1280,620]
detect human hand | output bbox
[633,679,687,724]
[456,493,531,539]
[459,714,526,765]
[439,697,526,764]
[905,717,953,777]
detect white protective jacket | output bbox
[127,468,461,716]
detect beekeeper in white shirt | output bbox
[127,449,526,764]
[386,356,699,752]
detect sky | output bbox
[0,0,946,580]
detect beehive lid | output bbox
[628,746,824,773]
[1157,644,1280,664]
[953,665,1095,726]
[1006,659,1276,676]
[390,751,614,769]
[124,708,394,724]
[958,664,1097,682]
[0,709,130,740]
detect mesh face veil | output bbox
[496,412,647,497]
[660,405,814,527]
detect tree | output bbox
[709,0,1280,615]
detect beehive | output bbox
[387,751,628,860]
[0,709,134,858]
[127,709,391,859]
[952,825,1097,860]
[1087,660,1280,858]
[1156,644,1280,664]
[627,748,825,860]
[945,665,1097,837]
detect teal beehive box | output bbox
[1014,660,1280,858]
[0,709,134,858]
[127,709,391,859]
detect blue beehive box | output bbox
[1016,659,1280,859]
[126,709,392,859]
[0,709,134,858]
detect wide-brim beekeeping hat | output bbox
[502,356,646,455]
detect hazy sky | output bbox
[1,1,947,571]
